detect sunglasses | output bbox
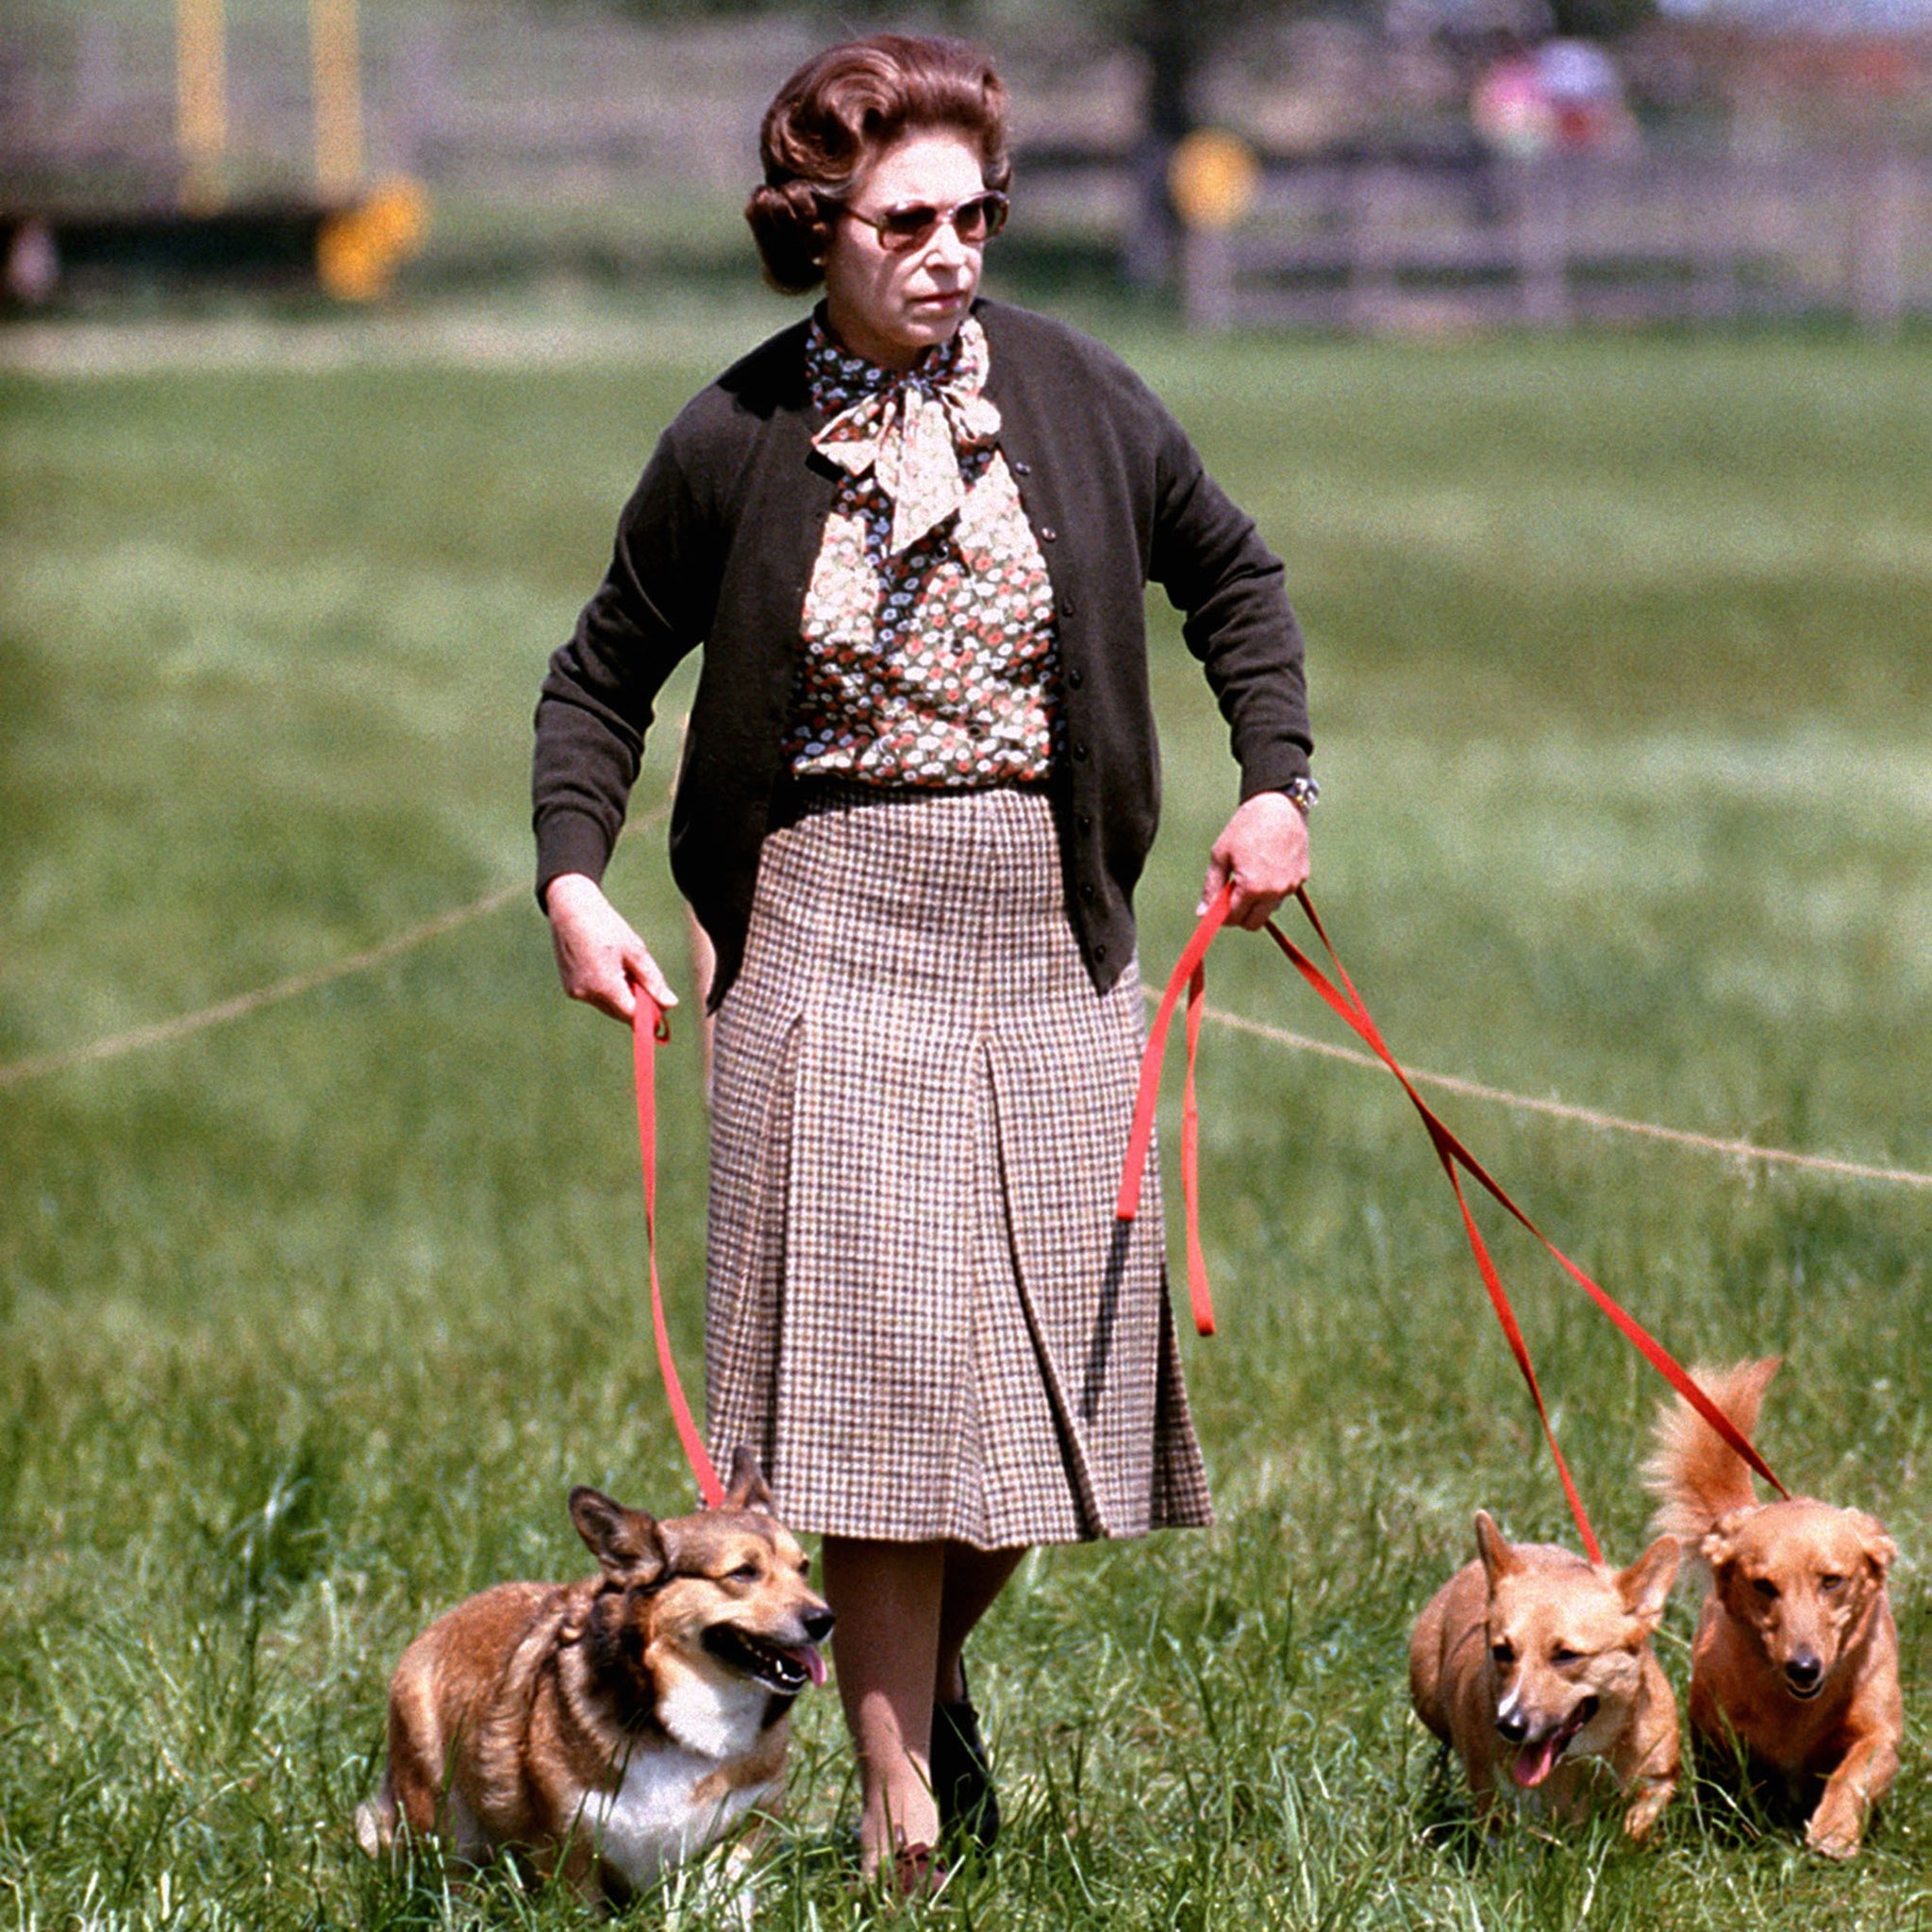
[836,190,1010,253]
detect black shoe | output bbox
[931,1671,999,1849]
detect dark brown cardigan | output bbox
[532,298,1312,1005]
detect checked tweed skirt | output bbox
[702,784,1213,1548]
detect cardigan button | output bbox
[1066,666,1085,689]
[1093,941,1109,962]
[1079,881,1096,904]
[1072,741,1089,762]
[1076,810,1093,832]
[1060,596,1077,617]
[1040,525,1058,542]
[1012,459,1033,475]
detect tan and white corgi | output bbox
[1410,1510,1681,1840]
[356,1451,831,1905]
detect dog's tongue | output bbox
[768,1641,827,1689]
[1512,1733,1563,1790]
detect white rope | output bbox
[0,882,527,1090]
[1188,999,1932,1191]
[0,797,687,1093]
[5,871,1927,1191]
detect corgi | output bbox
[356,1451,832,1905]
[1410,1510,1681,1839]
[1644,1357,1901,1858]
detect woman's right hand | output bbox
[544,873,677,1023]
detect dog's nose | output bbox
[1785,1653,1823,1693]
[804,1607,835,1643]
[1494,1710,1528,1744]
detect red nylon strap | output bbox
[1267,891,1787,1506]
[1119,885,1787,1559]
[1254,908,1606,1553]
[1116,888,1227,1336]
[632,995,725,1509]
[1181,960,1209,1336]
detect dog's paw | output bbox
[1622,1785,1674,1842]
[1805,1811,1864,1860]
[353,1799,393,1859]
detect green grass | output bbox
[4,312,1932,1929]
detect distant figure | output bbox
[1473,48,1558,158]
[1474,36,1637,158]
[1539,39,1640,154]
[531,31,1314,1890]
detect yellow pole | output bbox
[175,0,227,211]
[311,0,365,202]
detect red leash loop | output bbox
[1116,886,1226,1335]
[1120,885,1789,1561]
[632,994,725,1509]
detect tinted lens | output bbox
[877,205,942,249]
[954,192,1008,242]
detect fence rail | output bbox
[1174,149,1928,332]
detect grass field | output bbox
[4,305,1932,1930]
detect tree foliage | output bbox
[584,0,1656,35]
[1549,0,1658,36]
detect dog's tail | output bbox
[1641,1357,1780,1546]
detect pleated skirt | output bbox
[702,783,1212,1549]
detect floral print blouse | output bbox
[784,313,1058,788]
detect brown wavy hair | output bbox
[746,34,1011,297]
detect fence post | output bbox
[397,19,450,176]
[1852,146,1909,336]
[1514,159,1569,328]
[1687,151,1738,322]
[1347,163,1397,331]
[1170,129,1259,331]
[1180,224,1236,330]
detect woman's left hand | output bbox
[1200,791,1311,931]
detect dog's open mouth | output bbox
[704,1624,828,1696]
[1510,1696,1600,1790]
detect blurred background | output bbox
[5,0,1932,334]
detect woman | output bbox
[532,34,1314,1881]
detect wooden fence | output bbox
[6,3,1927,331]
[1174,148,1929,333]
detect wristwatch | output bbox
[1281,774,1321,815]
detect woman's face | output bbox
[821,128,990,370]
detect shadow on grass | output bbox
[1409,1735,1494,1867]
[1678,1734,1829,1855]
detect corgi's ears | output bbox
[1474,1510,1521,1585]
[1856,1513,1897,1585]
[722,1446,776,1516]
[570,1486,667,1585]
[1615,1535,1680,1627]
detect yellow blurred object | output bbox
[1169,129,1260,233]
[317,177,431,299]
[175,0,228,211]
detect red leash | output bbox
[632,994,725,1509]
[1118,889,1225,1335]
[1120,884,1788,1562]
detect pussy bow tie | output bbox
[813,321,1002,557]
